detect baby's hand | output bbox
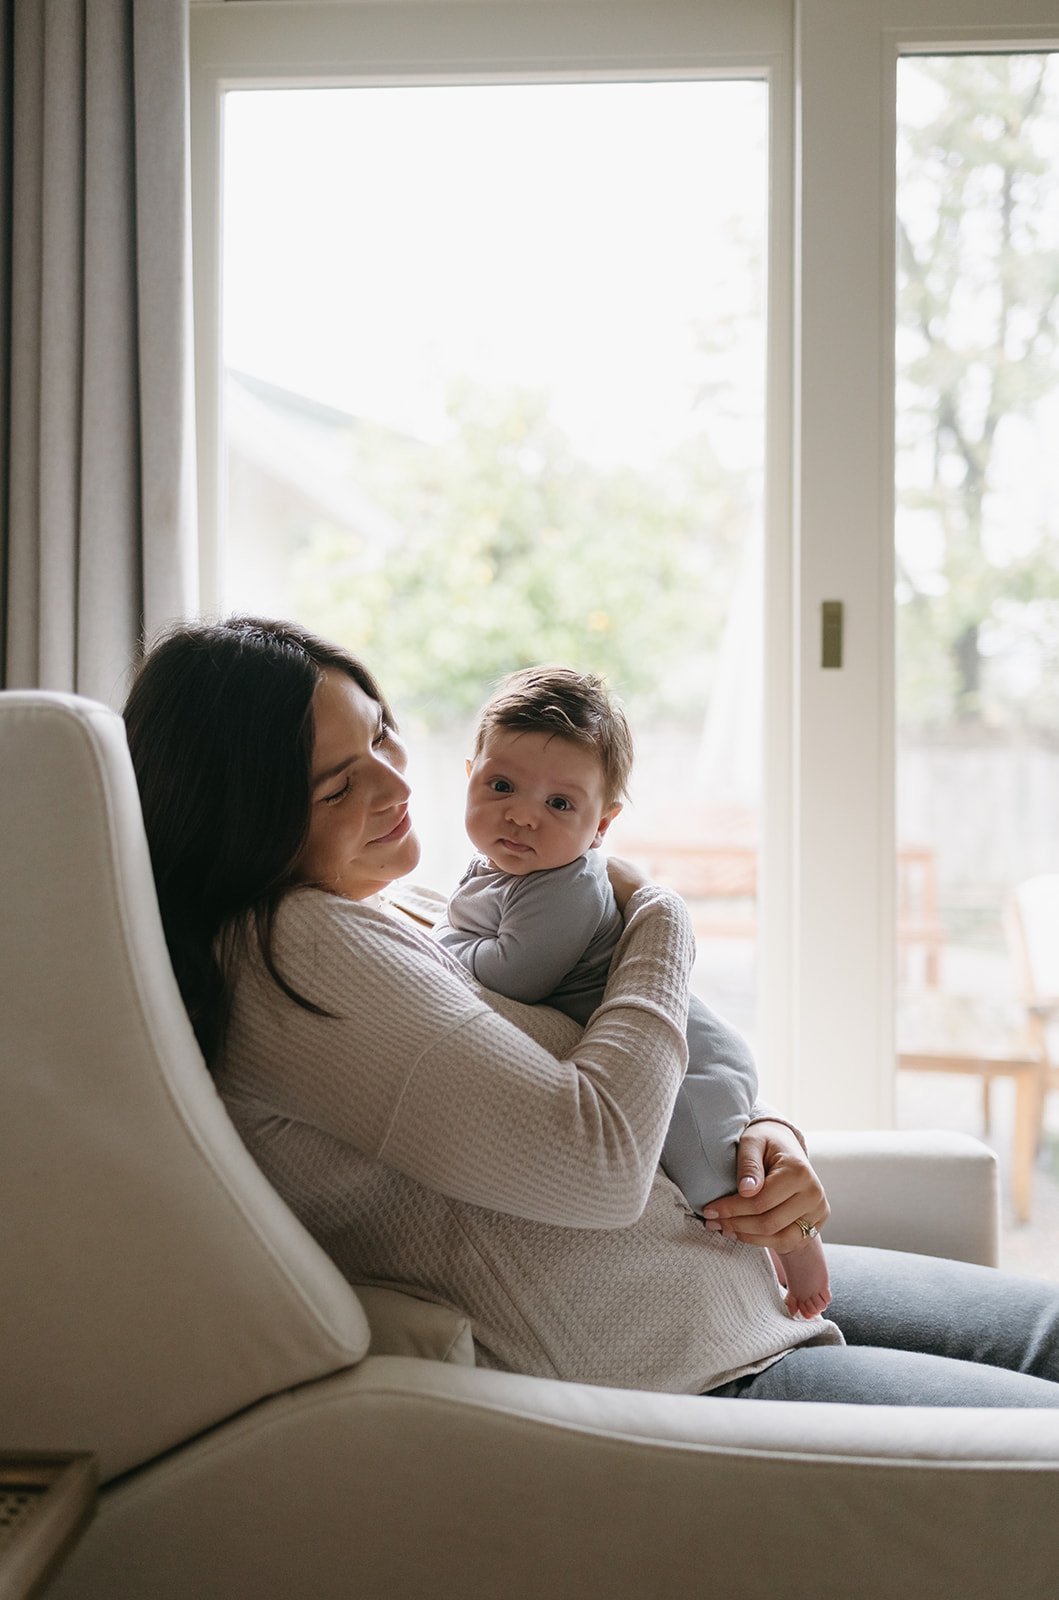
[606,855,652,912]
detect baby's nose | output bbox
[505,797,537,827]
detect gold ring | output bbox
[796,1217,819,1239]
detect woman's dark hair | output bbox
[123,616,390,1065]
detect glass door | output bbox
[893,52,1059,1254]
[219,77,771,1041]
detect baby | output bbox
[433,664,830,1318]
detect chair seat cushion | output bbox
[354,1287,475,1365]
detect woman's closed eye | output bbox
[321,723,400,804]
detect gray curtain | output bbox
[0,0,196,707]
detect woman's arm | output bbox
[234,883,694,1230]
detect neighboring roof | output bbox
[225,368,418,547]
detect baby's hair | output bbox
[472,665,634,808]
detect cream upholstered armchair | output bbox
[3,691,1058,1600]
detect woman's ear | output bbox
[591,803,623,848]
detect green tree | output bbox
[896,54,1059,729]
[293,380,751,729]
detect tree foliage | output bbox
[896,53,1059,731]
[292,381,752,729]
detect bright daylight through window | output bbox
[893,53,1059,1252]
[220,79,768,1038]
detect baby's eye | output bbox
[489,778,514,794]
[548,796,573,812]
[323,776,352,806]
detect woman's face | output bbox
[296,668,420,901]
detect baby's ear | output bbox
[591,802,623,847]
[465,757,472,777]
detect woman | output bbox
[124,616,1059,1406]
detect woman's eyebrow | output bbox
[312,754,356,789]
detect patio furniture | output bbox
[897,989,1046,1224]
[620,832,944,982]
[1006,874,1059,1150]
[897,876,1059,1225]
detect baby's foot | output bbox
[769,1237,831,1318]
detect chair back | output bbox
[1009,874,1059,1004]
[0,693,369,1482]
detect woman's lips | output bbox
[373,809,411,845]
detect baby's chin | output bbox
[480,844,536,875]
[482,844,584,877]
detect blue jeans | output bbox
[708,1244,1059,1407]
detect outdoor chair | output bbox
[1006,874,1059,1147]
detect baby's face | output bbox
[465,727,620,876]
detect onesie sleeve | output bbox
[231,883,693,1230]
[435,856,612,1003]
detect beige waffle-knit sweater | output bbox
[216,882,841,1392]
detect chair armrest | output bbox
[807,1129,999,1266]
[55,1359,1059,1600]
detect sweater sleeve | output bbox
[236,883,694,1229]
[435,856,613,1003]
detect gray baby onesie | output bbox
[435,849,758,1209]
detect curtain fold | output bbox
[1,0,196,707]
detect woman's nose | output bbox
[371,756,411,808]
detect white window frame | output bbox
[792,0,1059,1128]
[189,0,1059,1127]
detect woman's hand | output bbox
[606,855,652,913]
[702,1120,830,1252]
